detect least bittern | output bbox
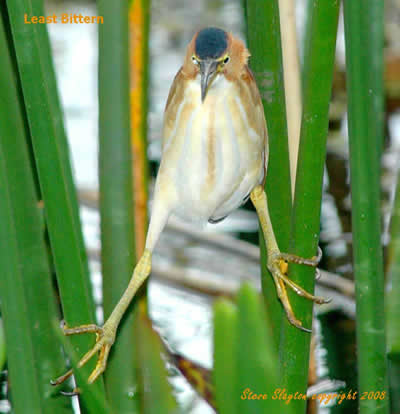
[52,27,327,387]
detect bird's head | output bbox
[183,27,250,102]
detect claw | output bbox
[315,268,321,280]
[249,185,328,333]
[52,249,153,388]
[51,322,115,387]
[288,316,312,333]
[275,246,323,268]
[50,369,73,386]
[60,388,81,397]
[267,249,330,332]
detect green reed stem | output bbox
[343,1,389,412]
[279,1,339,411]
[135,314,178,413]
[245,0,291,346]
[0,8,71,412]
[5,0,104,408]
[0,119,44,414]
[213,300,238,414]
[98,1,138,411]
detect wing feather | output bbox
[241,66,269,174]
[162,68,186,152]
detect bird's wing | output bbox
[162,67,185,153]
[242,66,269,174]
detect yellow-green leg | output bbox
[52,249,152,386]
[52,196,173,387]
[250,185,328,332]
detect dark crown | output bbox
[195,27,228,60]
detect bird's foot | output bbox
[267,248,330,332]
[51,250,153,388]
[51,320,117,387]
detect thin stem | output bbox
[245,0,291,347]
[5,0,104,406]
[279,1,340,411]
[344,0,389,412]
[98,0,139,411]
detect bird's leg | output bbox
[51,250,152,385]
[250,185,329,332]
[52,200,171,386]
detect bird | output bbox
[52,27,327,387]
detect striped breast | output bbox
[158,67,267,225]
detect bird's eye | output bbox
[223,56,230,64]
[192,56,199,65]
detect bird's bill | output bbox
[200,59,219,102]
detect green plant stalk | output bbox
[300,0,312,82]
[213,300,238,414]
[54,323,112,414]
[98,1,138,411]
[0,129,44,414]
[386,169,400,413]
[343,1,389,413]
[6,0,103,407]
[135,314,178,413]
[0,10,72,412]
[245,0,291,346]
[0,319,5,372]
[240,0,247,36]
[278,1,339,410]
[236,284,293,414]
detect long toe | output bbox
[88,344,111,384]
[51,369,73,386]
[51,322,115,386]
[277,247,323,267]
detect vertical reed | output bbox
[6,0,103,409]
[245,0,291,343]
[0,8,70,411]
[344,0,389,411]
[98,0,138,411]
[279,2,339,411]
